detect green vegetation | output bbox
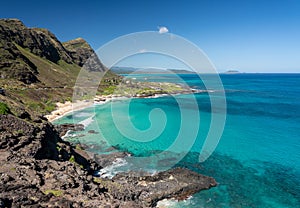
[0,102,11,114]
[1,44,121,117]
[99,79,188,97]
[27,101,54,113]
[68,154,84,169]
[44,100,56,112]
[0,19,191,120]
[16,45,81,87]
[75,144,83,150]
[102,85,117,95]
[69,155,75,163]
[14,129,24,136]
[26,101,43,111]
[93,177,102,184]
[93,177,124,192]
[43,189,63,197]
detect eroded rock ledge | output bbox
[0,114,216,207]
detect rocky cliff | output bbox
[0,114,217,207]
[0,18,114,117]
[63,37,93,66]
[0,18,104,84]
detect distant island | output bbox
[222,70,242,74]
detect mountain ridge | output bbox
[0,18,104,84]
[0,18,112,118]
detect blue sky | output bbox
[2,0,300,73]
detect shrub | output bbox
[69,155,75,163]
[0,102,11,114]
[43,189,63,197]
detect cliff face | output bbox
[0,38,39,84]
[0,18,104,84]
[0,19,39,84]
[63,37,107,72]
[0,18,110,117]
[63,37,94,66]
[0,19,73,64]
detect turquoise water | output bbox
[55,74,300,207]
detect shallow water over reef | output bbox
[55,74,300,207]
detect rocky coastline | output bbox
[0,18,217,207]
[0,113,217,207]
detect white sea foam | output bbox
[94,101,108,105]
[73,112,93,118]
[156,199,180,208]
[97,158,128,179]
[150,94,169,98]
[61,130,80,139]
[61,130,72,139]
[156,196,194,208]
[78,115,94,128]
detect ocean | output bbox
[55,73,300,208]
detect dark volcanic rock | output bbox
[88,129,98,134]
[63,38,94,67]
[0,114,217,207]
[55,123,85,137]
[111,168,217,207]
[0,115,107,207]
[0,114,59,159]
[94,151,130,168]
[63,37,106,71]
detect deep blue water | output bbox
[55,73,300,207]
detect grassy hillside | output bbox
[0,19,121,119]
[0,18,190,120]
[0,45,72,117]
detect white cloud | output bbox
[139,49,147,53]
[158,26,169,34]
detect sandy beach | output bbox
[45,95,161,122]
[44,100,93,122]
[44,95,121,122]
[45,89,206,122]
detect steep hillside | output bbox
[0,19,72,65]
[0,18,117,118]
[63,37,94,67]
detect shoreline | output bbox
[45,95,127,122]
[45,100,94,122]
[45,88,205,122]
[43,89,218,206]
[1,113,217,207]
